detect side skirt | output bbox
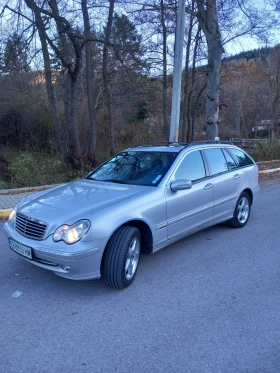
[152,213,233,253]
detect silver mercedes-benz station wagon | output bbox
[5,141,260,289]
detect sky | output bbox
[223,0,280,57]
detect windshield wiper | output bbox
[89,178,131,184]
[103,179,131,184]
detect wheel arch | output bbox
[102,219,153,257]
[122,220,153,254]
[242,188,253,205]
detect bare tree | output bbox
[160,0,169,139]
[182,0,195,142]
[267,48,280,139]
[81,0,97,166]
[47,0,84,168]
[102,0,115,156]
[127,0,176,139]
[182,1,206,142]
[22,0,67,158]
[194,0,279,140]
[195,0,223,139]
[11,0,85,167]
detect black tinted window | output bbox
[175,151,206,182]
[222,149,238,170]
[204,148,228,175]
[228,148,254,167]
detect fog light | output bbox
[61,265,70,272]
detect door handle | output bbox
[204,183,213,190]
[234,174,240,179]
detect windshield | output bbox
[87,151,178,186]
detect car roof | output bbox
[128,141,236,153]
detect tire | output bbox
[102,226,141,289]
[229,192,251,228]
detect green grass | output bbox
[0,147,109,189]
[1,149,69,188]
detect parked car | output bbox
[4,141,260,289]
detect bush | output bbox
[8,153,68,187]
[252,139,280,161]
[0,180,8,190]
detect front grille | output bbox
[15,213,48,240]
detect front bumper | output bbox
[4,221,108,280]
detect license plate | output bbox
[9,239,33,260]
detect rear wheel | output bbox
[102,226,141,289]
[229,192,251,228]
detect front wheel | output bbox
[102,226,141,289]
[229,192,251,228]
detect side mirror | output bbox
[170,179,192,192]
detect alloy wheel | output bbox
[125,237,140,280]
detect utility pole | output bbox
[169,0,185,143]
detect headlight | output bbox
[53,220,91,244]
[9,208,17,225]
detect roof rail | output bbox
[135,142,188,147]
[134,140,233,149]
[186,140,232,146]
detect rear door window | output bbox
[203,148,228,175]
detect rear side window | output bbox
[175,151,206,182]
[203,148,228,175]
[228,148,254,167]
[222,149,238,170]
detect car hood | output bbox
[17,179,151,226]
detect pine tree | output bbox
[2,33,30,74]
[110,14,147,73]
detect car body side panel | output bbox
[211,170,243,221]
[241,165,260,201]
[165,180,214,240]
[84,188,168,247]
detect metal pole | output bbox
[169,0,185,143]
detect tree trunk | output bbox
[182,0,195,142]
[160,0,169,140]
[24,0,66,159]
[269,64,280,141]
[102,0,115,156]
[69,77,83,167]
[196,0,224,140]
[236,101,241,138]
[239,101,248,138]
[187,27,201,142]
[48,0,83,169]
[191,82,206,141]
[81,0,97,167]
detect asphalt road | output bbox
[1,182,280,373]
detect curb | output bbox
[259,167,280,174]
[0,208,12,220]
[0,184,59,220]
[0,184,59,196]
